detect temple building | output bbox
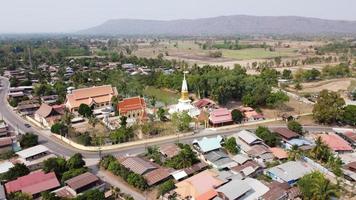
[169,72,200,117]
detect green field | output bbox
[222,48,297,60]
[143,86,179,105]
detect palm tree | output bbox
[311,178,340,200]
[288,145,302,160]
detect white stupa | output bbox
[169,71,200,117]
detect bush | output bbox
[78,104,93,118]
[1,163,30,181]
[76,133,92,146]
[67,153,85,169]
[287,120,303,134]
[223,137,239,155]
[255,126,281,147]
[231,109,244,123]
[158,180,175,197]
[19,133,38,148]
[50,123,68,136]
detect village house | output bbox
[271,128,300,141]
[343,161,356,182]
[65,172,104,195]
[5,171,60,198]
[40,95,59,105]
[117,156,171,186]
[192,135,223,154]
[239,106,265,122]
[265,161,314,185]
[34,104,64,128]
[216,178,269,200]
[0,122,9,137]
[65,85,118,112]
[0,137,14,153]
[174,170,225,200]
[318,133,353,153]
[117,96,146,119]
[16,145,57,170]
[209,108,233,127]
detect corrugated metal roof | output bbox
[65,172,99,191]
[16,145,49,159]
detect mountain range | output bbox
[78,15,356,36]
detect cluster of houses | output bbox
[103,125,356,200]
[0,144,106,199]
[122,63,175,76]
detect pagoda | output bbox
[168,71,200,117]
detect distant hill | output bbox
[78,15,356,36]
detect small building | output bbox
[159,144,181,159]
[174,170,225,200]
[16,145,56,170]
[0,123,9,137]
[117,96,146,119]
[203,150,237,170]
[239,106,265,122]
[343,161,356,182]
[117,156,157,175]
[247,145,275,164]
[272,128,300,141]
[318,133,353,153]
[0,161,14,174]
[216,178,269,200]
[65,85,118,112]
[16,103,41,116]
[65,172,103,194]
[265,161,314,185]
[262,181,290,200]
[40,95,59,105]
[194,98,217,110]
[209,108,233,127]
[34,104,64,128]
[0,137,13,153]
[192,135,223,154]
[230,160,262,178]
[143,168,171,186]
[5,171,60,198]
[269,147,288,160]
[234,130,263,146]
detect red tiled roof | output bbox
[5,171,60,195]
[269,147,288,159]
[65,172,99,191]
[196,189,217,200]
[319,133,353,152]
[344,131,356,142]
[194,98,216,109]
[209,108,232,124]
[117,97,146,114]
[272,128,300,140]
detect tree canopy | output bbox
[19,132,38,148]
[255,126,281,147]
[78,103,93,118]
[313,90,345,124]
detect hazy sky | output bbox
[1,0,356,33]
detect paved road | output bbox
[0,77,333,159]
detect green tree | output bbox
[342,105,356,126]
[298,171,339,200]
[76,133,92,146]
[19,132,38,148]
[41,191,61,200]
[67,153,85,169]
[2,163,30,181]
[110,127,134,143]
[223,137,239,155]
[313,90,345,124]
[119,116,128,128]
[287,145,302,161]
[281,69,293,80]
[43,157,68,177]
[164,144,198,169]
[157,107,166,121]
[171,112,192,132]
[158,180,175,198]
[287,120,303,135]
[75,189,105,200]
[8,192,33,200]
[311,137,332,162]
[145,146,161,164]
[50,123,68,136]
[255,126,281,147]
[231,109,244,124]
[78,104,93,118]
[126,173,148,191]
[266,91,289,108]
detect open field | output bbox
[261,97,314,119]
[143,86,179,105]
[222,48,298,60]
[291,78,356,94]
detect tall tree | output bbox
[313,90,345,124]
[19,132,38,148]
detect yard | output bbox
[143,86,179,105]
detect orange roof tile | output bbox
[269,147,288,159]
[319,133,352,152]
[117,96,146,114]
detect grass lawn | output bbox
[143,86,179,105]
[222,48,297,60]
